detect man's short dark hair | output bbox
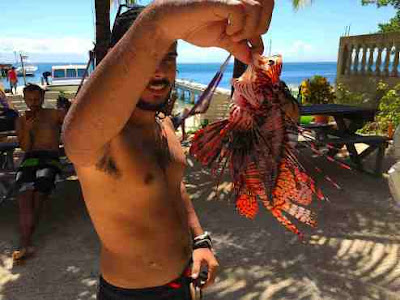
[110,5,146,47]
[23,83,45,95]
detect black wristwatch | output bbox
[193,232,213,250]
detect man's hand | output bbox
[149,0,274,64]
[192,248,219,289]
[24,112,37,130]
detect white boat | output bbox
[46,65,91,92]
[16,64,38,76]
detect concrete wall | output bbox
[337,32,400,107]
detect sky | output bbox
[0,0,396,63]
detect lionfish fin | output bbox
[263,202,302,236]
[236,193,259,219]
[282,203,317,227]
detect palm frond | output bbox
[292,0,313,10]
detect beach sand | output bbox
[0,146,399,300]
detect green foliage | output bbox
[335,84,368,106]
[292,0,313,10]
[377,82,400,127]
[363,0,400,32]
[378,11,400,32]
[299,76,335,105]
[362,0,400,9]
[358,82,400,134]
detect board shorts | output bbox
[97,265,193,300]
[15,150,62,195]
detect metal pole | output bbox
[20,54,26,86]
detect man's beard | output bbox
[136,98,169,112]
[136,88,172,113]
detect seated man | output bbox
[12,84,65,262]
[0,87,19,132]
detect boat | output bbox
[16,64,38,77]
[46,65,91,92]
[15,54,38,77]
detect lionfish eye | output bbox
[268,60,275,66]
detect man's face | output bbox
[24,90,44,111]
[139,44,177,109]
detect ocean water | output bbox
[0,61,337,92]
[178,62,337,90]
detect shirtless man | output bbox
[63,0,274,298]
[13,84,65,262]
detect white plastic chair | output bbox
[388,125,400,205]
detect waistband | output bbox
[99,263,192,294]
[20,150,61,170]
[24,150,60,160]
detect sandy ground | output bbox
[0,145,399,300]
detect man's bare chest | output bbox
[98,122,186,185]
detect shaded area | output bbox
[186,149,400,300]
[0,179,100,300]
[0,146,398,299]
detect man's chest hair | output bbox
[95,124,172,178]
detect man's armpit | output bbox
[95,143,121,178]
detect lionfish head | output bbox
[232,54,283,109]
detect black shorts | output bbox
[97,268,193,300]
[15,150,61,195]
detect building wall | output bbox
[337,32,400,107]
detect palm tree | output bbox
[95,0,137,66]
[292,0,313,10]
[95,0,110,66]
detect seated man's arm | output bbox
[15,116,32,152]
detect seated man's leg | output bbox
[13,188,36,261]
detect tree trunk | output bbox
[231,58,247,96]
[95,0,111,66]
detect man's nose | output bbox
[154,62,168,78]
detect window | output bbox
[77,68,86,78]
[66,69,77,78]
[53,69,65,78]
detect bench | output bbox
[323,134,389,175]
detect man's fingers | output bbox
[231,0,262,42]
[249,36,264,55]
[218,36,251,65]
[225,6,246,36]
[191,259,201,279]
[203,261,219,289]
[213,0,246,36]
[257,0,274,35]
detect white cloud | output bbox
[177,41,230,63]
[0,37,93,54]
[276,40,313,58]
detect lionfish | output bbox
[189,54,327,237]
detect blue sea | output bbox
[0,61,337,91]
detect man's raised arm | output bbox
[62,10,173,166]
[62,0,274,166]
